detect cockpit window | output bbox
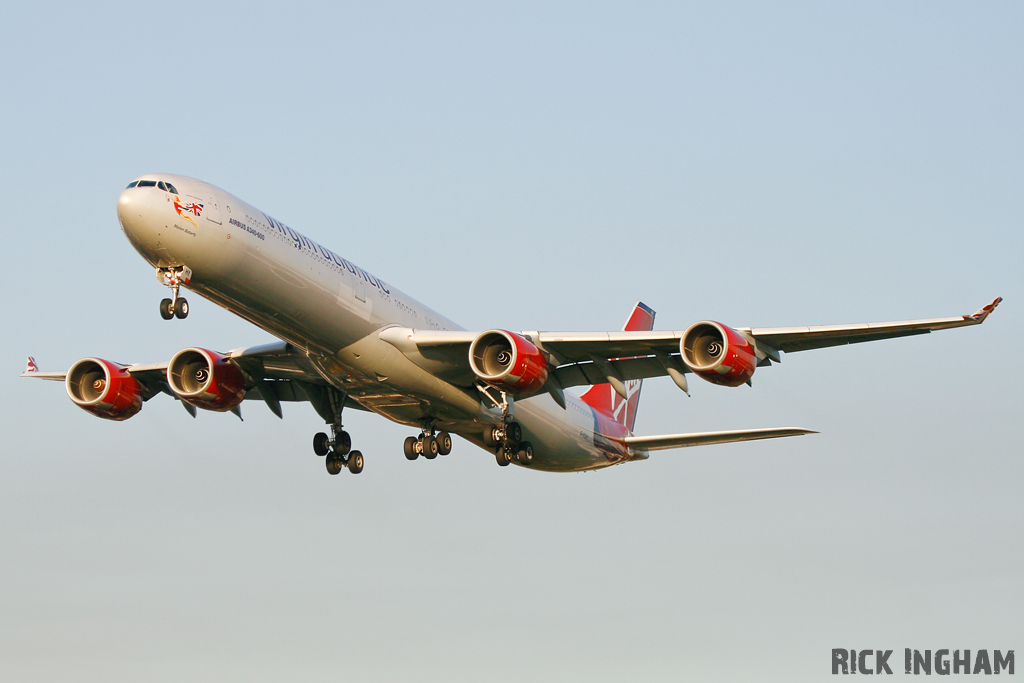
[127,178,178,191]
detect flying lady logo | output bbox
[173,196,204,227]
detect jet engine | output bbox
[680,321,758,387]
[65,358,144,420]
[469,330,549,394]
[167,348,247,411]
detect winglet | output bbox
[25,356,39,373]
[966,297,1002,323]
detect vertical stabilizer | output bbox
[580,302,655,432]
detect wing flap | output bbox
[528,331,682,362]
[553,356,675,389]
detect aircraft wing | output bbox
[381,297,1002,391]
[21,342,363,420]
[625,427,816,452]
[743,296,1002,353]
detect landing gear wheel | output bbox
[159,298,174,320]
[313,432,330,456]
[516,441,534,464]
[436,431,452,456]
[334,430,352,456]
[422,435,439,459]
[404,436,419,460]
[326,455,343,475]
[347,451,364,474]
[173,297,189,319]
[495,447,511,467]
[505,422,522,445]
[483,426,500,447]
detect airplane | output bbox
[22,173,1002,476]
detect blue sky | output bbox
[1,2,1021,681]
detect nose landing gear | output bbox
[157,266,192,320]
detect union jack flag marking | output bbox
[173,196,204,227]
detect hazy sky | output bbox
[1,2,1021,681]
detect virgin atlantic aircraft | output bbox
[23,174,1002,476]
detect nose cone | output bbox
[117,185,165,265]
[117,188,150,236]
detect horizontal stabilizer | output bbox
[625,427,815,452]
[21,357,66,381]
[21,371,67,381]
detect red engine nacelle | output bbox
[680,321,758,387]
[167,347,247,411]
[469,330,549,395]
[65,358,144,421]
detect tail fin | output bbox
[580,302,655,432]
[25,356,39,373]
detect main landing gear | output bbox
[484,421,533,467]
[404,426,453,461]
[312,391,363,475]
[157,266,191,320]
[474,382,532,467]
[314,429,363,475]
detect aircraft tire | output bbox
[505,422,522,445]
[404,436,418,460]
[517,441,533,464]
[483,426,499,447]
[347,451,364,474]
[173,298,189,319]
[436,431,452,455]
[326,455,343,475]
[159,298,174,320]
[334,430,352,456]
[495,447,511,467]
[422,435,438,459]
[313,432,330,456]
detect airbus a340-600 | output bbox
[23,174,1002,476]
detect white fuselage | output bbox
[116,174,634,472]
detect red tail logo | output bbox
[580,302,655,433]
